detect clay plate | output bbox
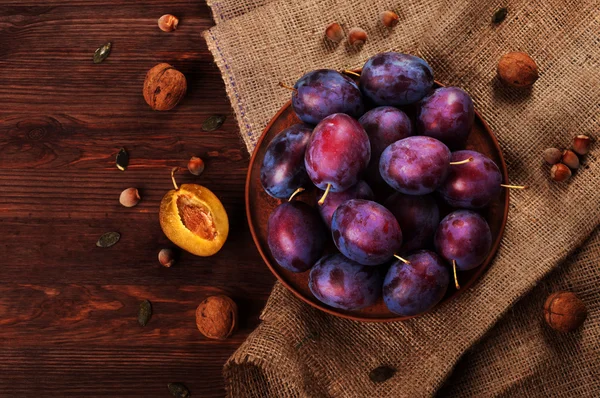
[245,80,509,322]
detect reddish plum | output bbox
[384,192,440,253]
[383,250,449,316]
[360,52,434,106]
[260,124,312,199]
[417,87,474,149]
[438,150,502,209]
[305,113,371,192]
[318,180,374,229]
[434,210,492,271]
[292,69,364,125]
[331,199,402,266]
[379,136,451,195]
[309,253,382,310]
[267,201,327,273]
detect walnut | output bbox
[544,291,587,332]
[195,295,237,340]
[497,52,538,88]
[143,63,187,111]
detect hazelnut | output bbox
[542,148,562,165]
[497,52,539,88]
[119,187,141,207]
[143,63,187,111]
[158,248,176,267]
[573,134,591,155]
[561,150,580,170]
[158,14,179,32]
[544,291,587,332]
[195,295,237,340]
[325,23,344,43]
[550,163,571,182]
[187,156,205,176]
[380,11,399,27]
[348,28,367,47]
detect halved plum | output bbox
[160,169,229,256]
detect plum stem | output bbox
[449,157,474,165]
[343,70,361,77]
[500,184,528,189]
[318,184,331,206]
[288,187,305,202]
[452,260,460,290]
[278,82,298,95]
[393,254,411,264]
[171,167,180,190]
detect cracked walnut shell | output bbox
[544,291,587,332]
[143,63,187,111]
[195,295,237,340]
[497,52,538,88]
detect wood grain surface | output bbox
[0,2,274,396]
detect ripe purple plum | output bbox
[417,87,474,150]
[435,210,492,271]
[359,106,414,157]
[309,253,382,310]
[291,69,364,125]
[305,113,371,193]
[359,106,414,188]
[331,199,402,266]
[379,136,451,195]
[438,150,502,209]
[318,180,374,229]
[267,201,327,273]
[260,124,312,199]
[384,192,440,253]
[360,52,434,106]
[383,250,449,316]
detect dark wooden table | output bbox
[0,2,274,396]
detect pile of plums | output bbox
[261,52,506,318]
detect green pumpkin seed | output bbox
[168,382,190,398]
[138,299,152,326]
[93,42,112,64]
[96,232,120,248]
[202,115,226,131]
[369,365,396,383]
[492,7,508,24]
[116,147,129,171]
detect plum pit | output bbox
[176,195,217,240]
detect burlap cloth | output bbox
[203,1,600,396]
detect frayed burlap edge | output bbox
[203,29,257,153]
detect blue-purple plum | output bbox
[359,106,414,187]
[260,124,312,199]
[305,113,371,192]
[309,253,382,310]
[331,199,402,266]
[359,106,414,157]
[435,210,492,271]
[384,192,440,253]
[379,136,451,195]
[318,180,374,229]
[292,69,364,125]
[360,52,434,106]
[383,250,449,316]
[267,201,327,273]
[417,87,474,149]
[438,150,502,208]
